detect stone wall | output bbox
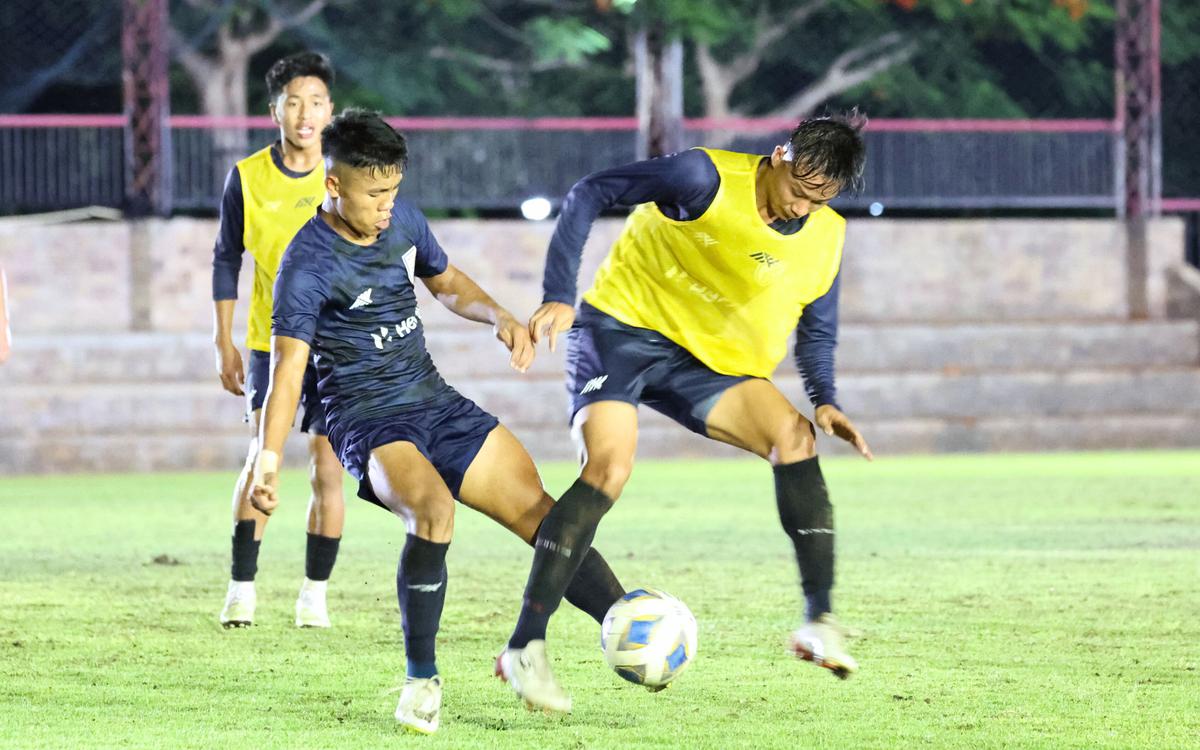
[0,215,1196,473]
[0,217,1186,336]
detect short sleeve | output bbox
[272,242,330,344]
[394,199,449,277]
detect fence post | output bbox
[1115,0,1162,319]
[122,0,172,217]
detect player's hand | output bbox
[528,302,575,353]
[215,341,245,396]
[494,313,535,373]
[815,404,874,461]
[249,449,280,515]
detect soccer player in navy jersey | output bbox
[211,52,343,629]
[497,114,873,712]
[248,109,624,733]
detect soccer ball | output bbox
[601,588,698,690]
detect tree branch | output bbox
[428,46,584,73]
[241,0,327,55]
[169,26,216,82]
[763,33,917,120]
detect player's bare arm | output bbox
[814,404,873,461]
[250,334,310,514]
[422,264,534,373]
[212,298,245,396]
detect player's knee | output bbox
[408,493,455,539]
[580,456,633,500]
[766,414,817,465]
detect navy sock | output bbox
[304,533,341,582]
[231,520,260,582]
[509,479,613,649]
[397,534,449,679]
[563,547,625,624]
[774,457,835,621]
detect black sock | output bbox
[774,457,835,621]
[231,520,260,582]
[509,479,614,649]
[563,547,625,624]
[397,534,449,679]
[304,533,341,582]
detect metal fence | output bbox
[0,116,1126,215]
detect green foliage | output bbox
[1,453,1198,747]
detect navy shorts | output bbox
[245,350,327,435]
[565,303,752,436]
[329,391,500,507]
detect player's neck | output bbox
[319,205,380,247]
[754,160,778,224]
[278,139,323,174]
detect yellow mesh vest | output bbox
[582,148,845,379]
[237,146,326,351]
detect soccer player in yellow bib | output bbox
[497,114,873,711]
[210,52,343,629]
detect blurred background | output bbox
[0,0,1197,472]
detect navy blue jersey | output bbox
[542,149,842,409]
[272,198,455,430]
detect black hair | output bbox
[265,51,334,99]
[786,110,867,195]
[321,108,408,173]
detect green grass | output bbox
[1,452,1198,749]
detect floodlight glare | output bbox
[520,197,552,221]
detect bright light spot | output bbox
[868,202,885,217]
[521,197,552,221]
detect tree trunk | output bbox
[634,26,683,160]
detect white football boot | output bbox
[789,613,858,679]
[219,580,256,628]
[395,675,443,734]
[294,578,331,628]
[495,640,572,714]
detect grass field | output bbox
[1,452,1197,749]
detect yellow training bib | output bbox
[583,148,845,378]
[237,146,325,352]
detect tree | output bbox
[169,0,328,169]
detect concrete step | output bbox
[3,413,1197,474]
[4,368,1199,437]
[1,320,1197,386]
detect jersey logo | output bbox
[294,196,318,209]
[349,288,374,310]
[370,316,420,350]
[262,200,283,212]
[580,374,608,395]
[693,231,719,248]
[750,251,786,284]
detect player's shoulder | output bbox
[389,197,431,238]
[811,205,846,229]
[234,145,275,172]
[283,216,336,266]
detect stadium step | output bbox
[3,321,1197,471]
[1,319,1196,385]
[3,411,1198,474]
[4,367,1199,435]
